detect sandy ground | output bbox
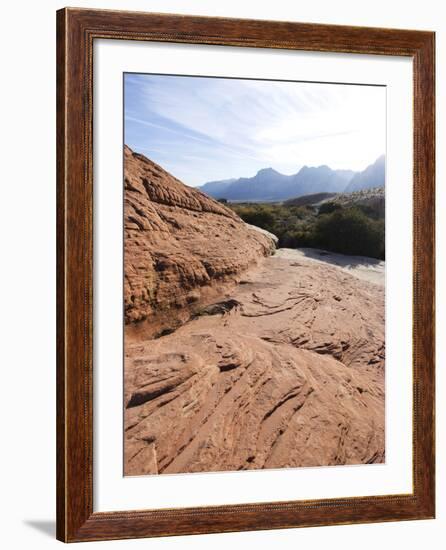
[125,249,385,475]
[276,247,385,287]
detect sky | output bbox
[124,73,386,187]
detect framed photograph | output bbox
[56,8,435,542]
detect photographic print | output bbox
[57,10,435,540]
[123,74,386,476]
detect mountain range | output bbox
[199,155,385,202]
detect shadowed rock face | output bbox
[124,147,385,476]
[124,146,275,334]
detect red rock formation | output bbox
[124,145,275,335]
[123,148,385,475]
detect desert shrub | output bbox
[288,205,315,218]
[235,205,276,233]
[356,201,385,220]
[314,207,384,259]
[229,202,384,260]
[279,229,315,249]
[318,202,342,215]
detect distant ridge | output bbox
[344,155,386,193]
[284,192,337,207]
[199,177,237,197]
[199,156,385,202]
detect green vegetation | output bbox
[313,207,384,258]
[229,200,385,260]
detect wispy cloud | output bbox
[124,74,385,186]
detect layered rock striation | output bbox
[124,146,275,335]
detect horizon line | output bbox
[125,144,385,188]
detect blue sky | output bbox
[124,73,385,187]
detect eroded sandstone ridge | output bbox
[124,147,385,476]
[124,145,275,334]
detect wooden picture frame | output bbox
[56,7,435,542]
